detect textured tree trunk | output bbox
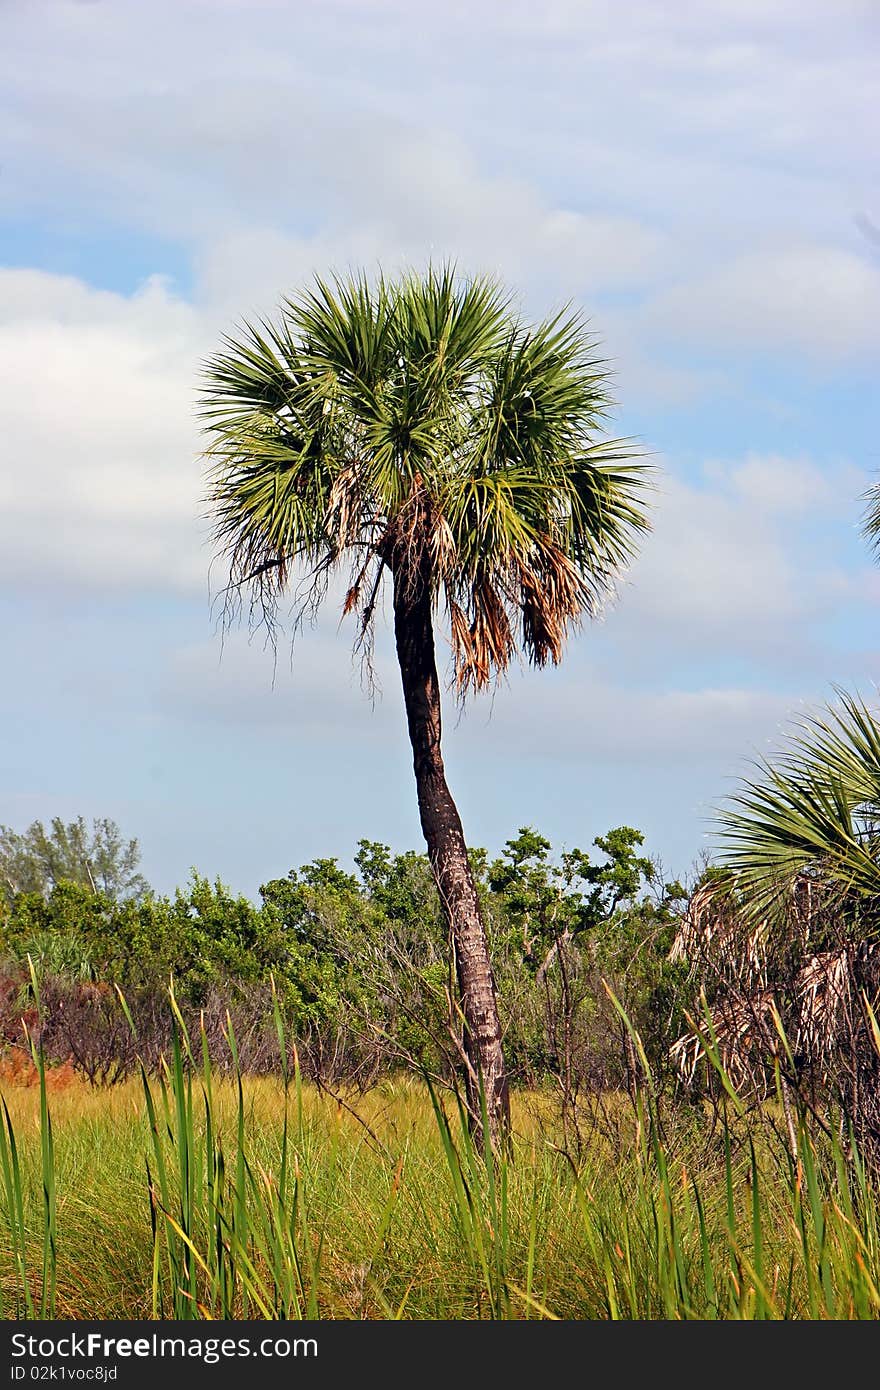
[392,564,510,1150]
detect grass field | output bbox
[2,1015,880,1320]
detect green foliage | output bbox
[259,857,386,1026]
[0,821,693,1089]
[484,826,690,1078]
[0,816,148,908]
[1,874,290,1006]
[354,839,444,944]
[260,846,451,1070]
[488,824,660,965]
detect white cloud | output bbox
[588,451,873,674]
[192,168,664,326]
[160,619,801,789]
[0,269,207,592]
[646,247,880,359]
[707,453,866,517]
[3,1,875,333]
[631,482,801,631]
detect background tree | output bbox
[0,816,148,907]
[200,266,651,1146]
[487,827,686,1143]
[0,819,687,1100]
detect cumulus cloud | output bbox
[161,618,797,772]
[646,247,880,359]
[3,1,876,363]
[627,481,802,632]
[0,269,208,592]
[584,451,873,679]
[706,453,866,517]
[194,206,663,332]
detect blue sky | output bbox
[1,0,878,895]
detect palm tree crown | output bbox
[201,266,651,691]
[717,689,880,910]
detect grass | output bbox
[1,1008,880,1319]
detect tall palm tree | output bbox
[200,266,651,1147]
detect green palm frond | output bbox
[861,479,880,560]
[200,265,653,687]
[717,689,880,913]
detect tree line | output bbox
[4,778,880,1166]
[0,815,687,1106]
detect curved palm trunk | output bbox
[392,565,510,1150]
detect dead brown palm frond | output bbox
[429,513,457,581]
[671,989,778,1090]
[519,564,564,668]
[516,544,585,670]
[327,465,368,552]
[541,542,587,622]
[453,580,514,695]
[448,601,476,689]
[669,874,770,990]
[792,948,855,1068]
[669,878,736,966]
[670,862,880,1158]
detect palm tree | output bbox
[673,692,880,1156]
[199,266,651,1147]
[717,689,880,909]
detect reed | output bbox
[1,988,879,1319]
